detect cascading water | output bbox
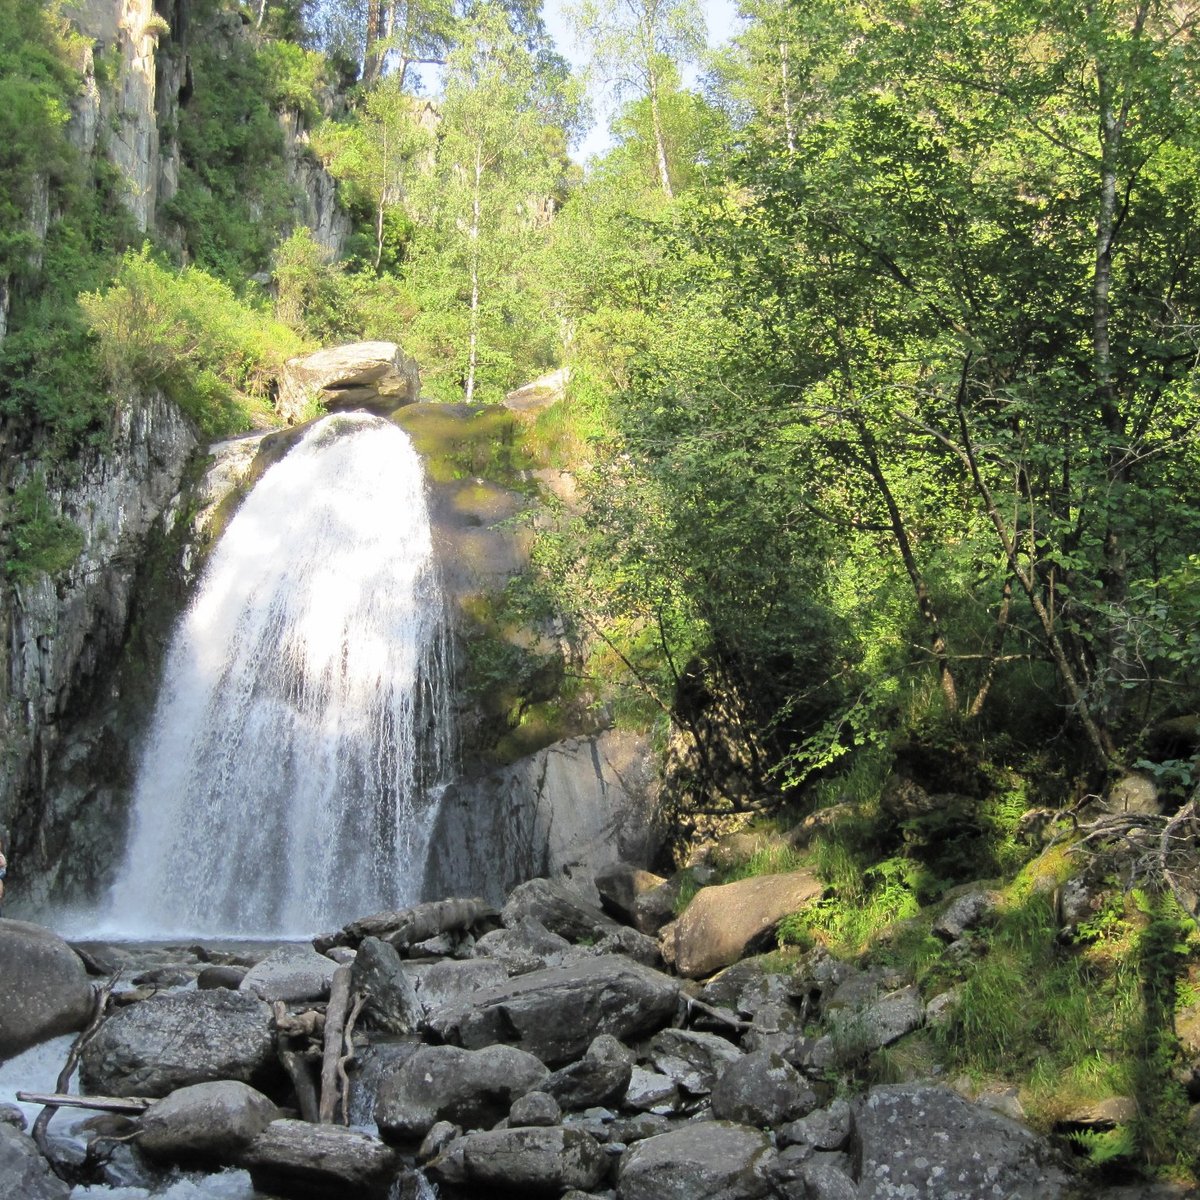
[103,413,454,938]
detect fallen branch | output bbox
[271,1000,320,1123]
[319,966,352,1124]
[17,1092,150,1115]
[683,995,753,1031]
[337,991,367,1125]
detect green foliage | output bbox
[3,474,84,582]
[258,40,327,122]
[1067,1125,1137,1168]
[80,247,305,436]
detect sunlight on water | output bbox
[96,413,454,939]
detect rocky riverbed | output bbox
[0,869,1188,1200]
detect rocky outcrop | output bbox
[276,342,421,424]
[280,110,351,257]
[0,919,94,1058]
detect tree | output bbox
[566,0,705,196]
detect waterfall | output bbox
[104,413,454,938]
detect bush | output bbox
[4,474,84,582]
[80,247,307,436]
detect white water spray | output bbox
[104,413,453,938]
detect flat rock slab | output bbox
[666,871,823,978]
[238,944,337,1003]
[617,1121,777,1200]
[855,1084,1072,1200]
[81,989,275,1098]
[424,954,680,1066]
[241,1118,399,1200]
[0,919,93,1058]
[429,1125,607,1195]
[277,341,420,422]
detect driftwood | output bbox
[318,966,352,1124]
[17,1092,151,1115]
[336,991,367,1125]
[271,1000,320,1123]
[318,897,498,952]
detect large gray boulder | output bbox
[138,1081,279,1165]
[0,1123,71,1200]
[424,954,680,1066]
[0,920,93,1058]
[351,937,423,1033]
[855,1084,1072,1199]
[664,871,823,978]
[411,957,508,1012]
[710,1049,819,1126]
[502,877,625,944]
[238,943,337,1003]
[617,1122,777,1200]
[649,1028,744,1095]
[375,1044,549,1143]
[81,989,275,1098]
[240,1118,399,1199]
[474,915,578,975]
[429,1125,608,1195]
[277,341,420,423]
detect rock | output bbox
[795,1158,858,1200]
[828,985,924,1056]
[374,1043,549,1143]
[632,878,685,936]
[595,864,668,926]
[623,1068,679,1113]
[429,1125,608,1195]
[0,1104,25,1131]
[475,915,578,974]
[81,989,275,1098]
[350,937,422,1033]
[710,1050,819,1126]
[1102,771,1162,816]
[504,368,570,414]
[665,871,823,978]
[0,919,94,1058]
[502,877,625,944]
[418,1120,459,1162]
[854,1083,1072,1199]
[932,888,999,941]
[238,944,337,1003]
[588,926,663,968]
[780,1098,853,1151]
[925,987,960,1027]
[510,1091,563,1127]
[197,965,247,990]
[346,1042,422,1126]
[0,1122,71,1200]
[648,1029,744,1095]
[617,1122,776,1200]
[545,1046,633,1111]
[139,1081,279,1165]
[241,1118,399,1200]
[425,955,680,1066]
[277,341,420,423]
[412,957,508,1012]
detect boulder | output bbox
[241,1118,399,1200]
[81,989,275,1098]
[509,1090,563,1127]
[424,955,680,1066]
[544,1036,634,1111]
[617,1122,776,1200]
[0,1122,71,1200]
[474,915,578,975]
[649,1028,744,1095]
[710,1050,819,1126]
[350,937,423,1033]
[828,985,924,1056]
[595,863,669,926]
[139,1081,279,1165]
[632,877,688,937]
[412,957,508,1012]
[665,872,823,978]
[0,919,94,1058]
[197,965,247,990]
[933,888,999,942]
[277,341,420,423]
[780,1098,853,1151]
[502,877,625,944]
[374,1043,549,1143]
[624,1067,679,1113]
[429,1125,607,1195]
[854,1083,1071,1199]
[238,944,337,1003]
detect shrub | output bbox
[4,474,84,582]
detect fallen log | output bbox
[18,1092,151,1115]
[316,897,498,952]
[319,965,352,1124]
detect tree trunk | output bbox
[464,142,483,403]
[649,73,674,198]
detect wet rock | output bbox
[648,1029,743,1095]
[0,1122,70,1200]
[502,877,625,944]
[616,1121,776,1200]
[241,1118,399,1200]
[664,872,823,978]
[854,1083,1071,1199]
[424,955,680,1066]
[351,937,422,1033]
[428,1125,608,1195]
[346,1042,422,1126]
[81,989,275,1098]
[238,944,337,1003]
[0,1104,25,1131]
[0,919,94,1058]
[418,1120,459,1162]
[375,1043,549,1143]
[139,1080,279,1165]
[710,1050,819,1126]
[277,341,420,423]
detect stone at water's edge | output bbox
[0,919,94,1058]
[240,1118,400,1200]
[237,943,337,1003]
[138,1080,279,1165]
[428,1125,608,1195]
[0,1122,71,1200]
[80,989,276,1098]
[424,954,681,1066]
[664,870,824,978]
[276,341,420,423]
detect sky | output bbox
[540,0,743,161]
